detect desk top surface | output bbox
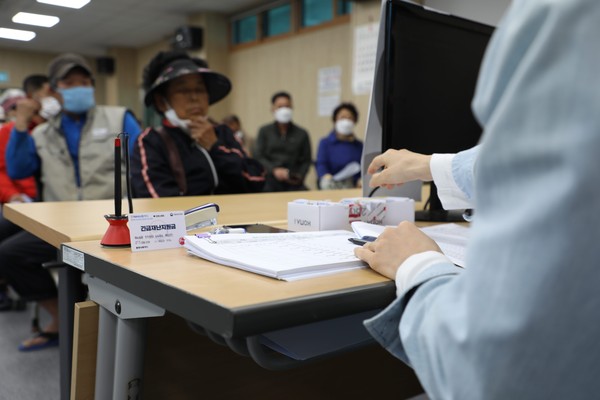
[3,189,363,248]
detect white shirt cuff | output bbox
[395,251,453,296]
[430,153,471,210]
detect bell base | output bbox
[100,214,131,247]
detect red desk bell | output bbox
[101,134,133,247]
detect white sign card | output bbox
[128,211,186,252]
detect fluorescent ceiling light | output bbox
[0,28,36,41]
[36,0,91,9]
[13,12,60,28]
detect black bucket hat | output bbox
[144,58,231,107]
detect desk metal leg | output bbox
[113,318,147,399]
[94,312,146,400]
[58,265,85,400]
[95,307,117,400]
[86,275,164,399]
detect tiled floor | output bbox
[0,304,59,400]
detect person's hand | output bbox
[8,193,31,203]
[273,167,289,182]
[354,221,442,279]
[319,174,333,189]
[188,117,218,150]
[14,98,40,132]
[368,149,433,189]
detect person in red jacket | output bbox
[0,75,58,311]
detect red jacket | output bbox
[0,121,36,203]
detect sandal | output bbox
[18,331,59,352]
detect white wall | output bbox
[423,0,511,26]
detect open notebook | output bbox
[184,231,366,281]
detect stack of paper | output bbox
[351,222,469,268]
[184,231,366,281]
[419,223,469,267]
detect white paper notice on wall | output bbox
[318,94,341,117]
[352,23,379,95]
[318,66,342,117]
[318,66,342,93]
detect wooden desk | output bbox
[64,242,393,338]
[64,239,398,399]
[4,190,418,398]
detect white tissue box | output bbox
[287,197,415,232]
[287,200,350,231]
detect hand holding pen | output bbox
[353,222,442,280]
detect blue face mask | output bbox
[59,86,95,114]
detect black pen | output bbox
[348,236,377,246]
[114,136,121,217]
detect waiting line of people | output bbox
[0,49,364,351]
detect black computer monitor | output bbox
[382,0,494,221]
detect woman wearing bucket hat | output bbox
[132,51,265,197]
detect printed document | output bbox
[184,231,366,281]
[351,222,469,267]
[419,223,469,267]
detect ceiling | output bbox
[0,0,265,56]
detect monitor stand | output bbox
[415,183,467,223]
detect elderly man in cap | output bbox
[131,50,264,197]
[1,53,141,351]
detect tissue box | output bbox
[287,200,350,231]
[287,197,415,232]
[341,197,415,225]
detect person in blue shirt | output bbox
[316,102,363,190]
[6,53,141,199]
[0,53,141,351]
[354,0,600,398]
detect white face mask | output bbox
[39,96,62,119]
[274,107,293,124]
[164,102,191,133]
[335,118,355,136]
[234,130,244,141]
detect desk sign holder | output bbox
[128,203,220,252]
[101,133,134,247]
[128,211,187,252]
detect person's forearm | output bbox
[6,128,39,179]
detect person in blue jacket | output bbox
[316,102,363,190]
[355,1,600,398]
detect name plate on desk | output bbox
[129,211,186,252]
